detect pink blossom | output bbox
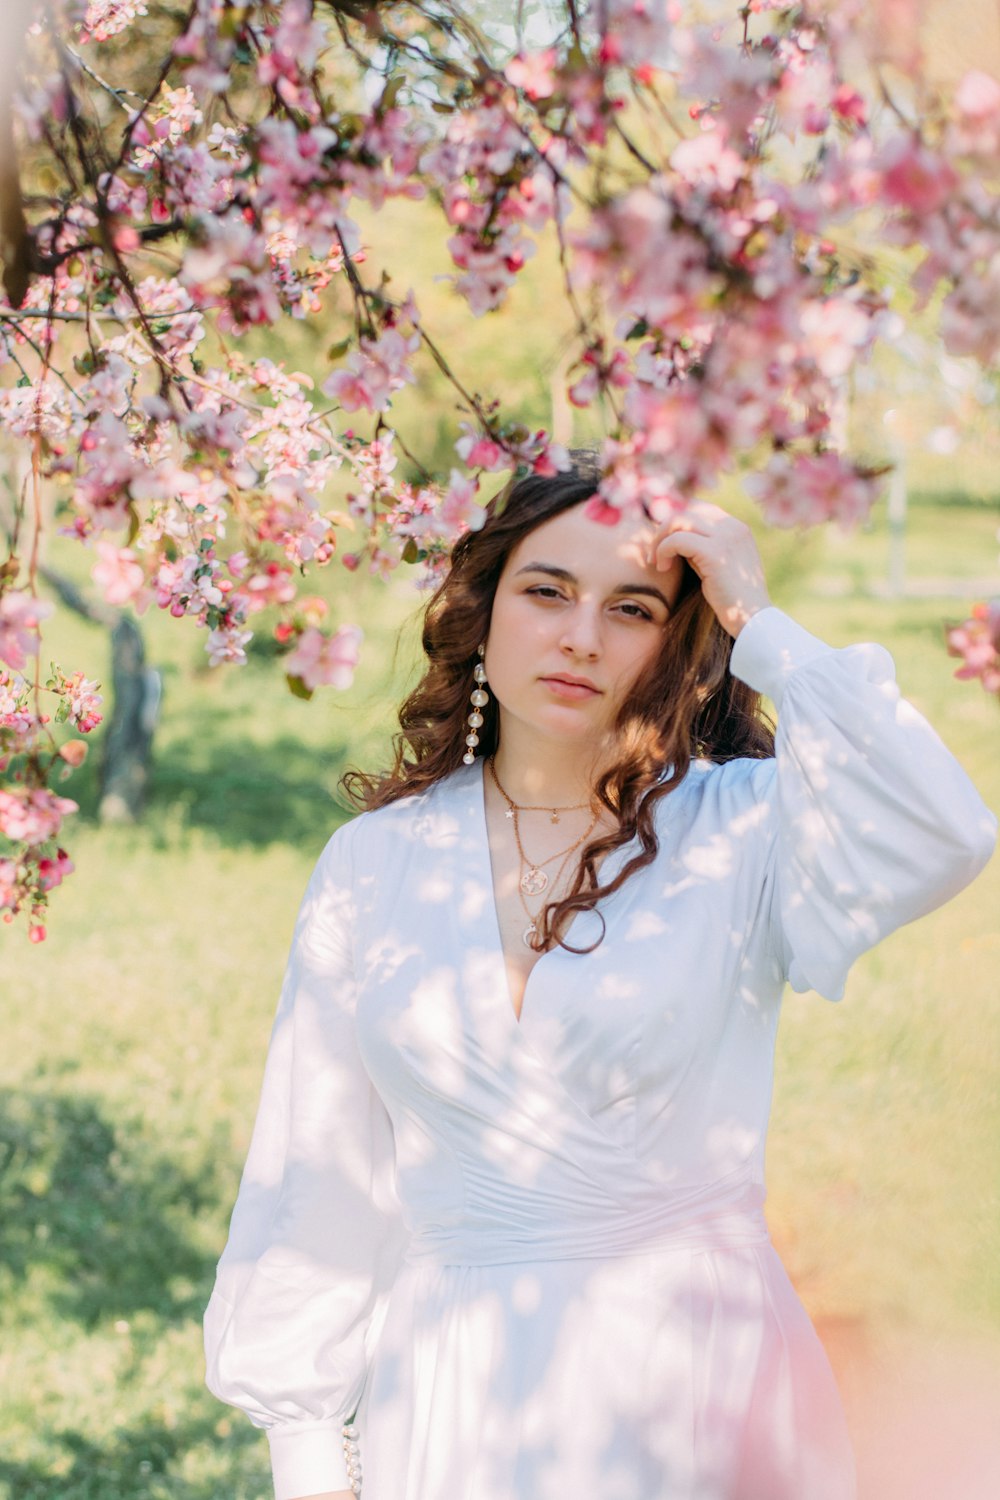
[321,328,420,413]
[568,365,602,408]
[583,495,627,526]
[0,671,34,740]
[284,624,363,691]
[455,430,505,471]
[154,554,225,620]
[773,42,834,137]
[113,277,204,358]
[92,543,148,608]
[82,1,148,43]
[62,672,104,733]
[205,625,254,667]
[72,410,144,534]
[597,432,689,516]
[238,564,298,613]
[572,189,718,337]
[564,67,617,147]
[602,0,676,70]
[438,471,485,535]
[505,50,559,101]
[510,167,570,234]
[526,438,572,478]
[0,593,55,672]
[0,787,78,846]
[940,267,1000,365]
[832,85,868,127]
[0,383,71,440]
[352,435,399,495]
[879,137,958,217]
[673,25,774,139]
[0,858,19,913]
[946,603,1000,694]
[180,214,281,331]
[172,0,236,92]
[255,119,338,198]
[798,296,874,379]
[257,0,325,87]
[671,130,745,195]
[36,849,75,894]
[950,70,1000,158]
[15,74,69,143]
[745,451,880,529]
[131,85,202,169]
[447,225,535,315]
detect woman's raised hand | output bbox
[645,501,772,638]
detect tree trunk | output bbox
[98,616,161,824]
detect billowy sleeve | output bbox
[730,607,997,1001]
[204,820,405,1500]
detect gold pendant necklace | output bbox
[488,758,598,946]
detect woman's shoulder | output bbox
[321,770,469,856]
[659,752,777,825]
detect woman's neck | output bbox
[490,726,606,808]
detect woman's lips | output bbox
[539,675,601,700]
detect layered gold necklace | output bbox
[487,757,598,947]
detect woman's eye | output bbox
[614,601,654,621]
[526,585,564,601]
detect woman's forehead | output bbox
[506,502,657,576]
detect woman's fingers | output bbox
[645,506,772,638]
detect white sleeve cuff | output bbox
[269,1422,353,1500]
[728,606,832,708]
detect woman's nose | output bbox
[559,605,601,659]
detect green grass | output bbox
[1,497,998,1499]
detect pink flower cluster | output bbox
[947,603,1000,695]
[600,0,677,70]
[52,670,104,734]
[455,423,570,480]
[0,787,78,846]
[81,0,147,43]
[0,593,54,673]
[3,0,999,938]
[745,451,881,530]
[422,104,567,314]
[322,327,420,414]
[284,624,363,693]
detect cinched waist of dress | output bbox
[402,1189,770,1268]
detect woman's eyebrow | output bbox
[513,562,575,582]
[513,562,671,609]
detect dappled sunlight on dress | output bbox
[204,607,996,1500]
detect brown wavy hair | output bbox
[342,454,775,951]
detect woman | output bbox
[204,458,995,1500]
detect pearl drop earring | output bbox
[462,644,489,765]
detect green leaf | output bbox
[285,674,314,702]
[381,76,405,111]
[401,537,420,564]
[326,337,352,362]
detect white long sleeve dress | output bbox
[204,607,996,1500]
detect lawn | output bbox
[1,493,998,1499]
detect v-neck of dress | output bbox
[471,758,631,1029]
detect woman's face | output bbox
[484,501,685,750]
